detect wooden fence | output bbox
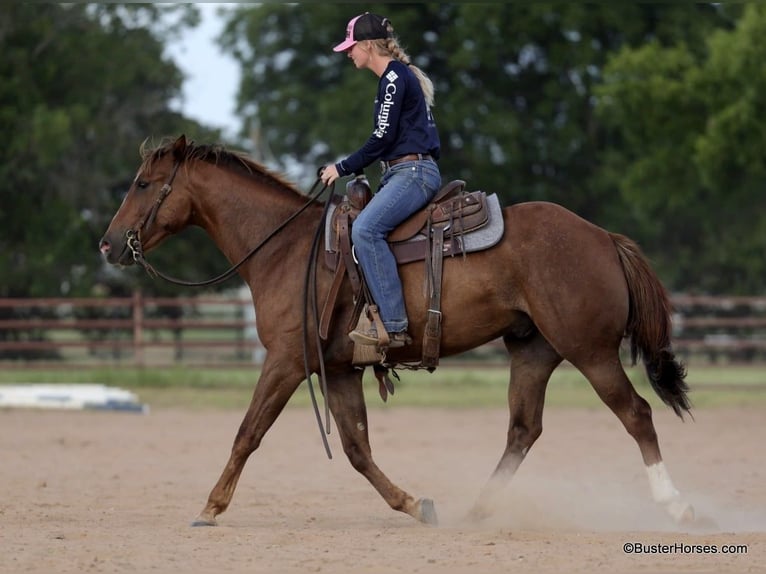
[670,294,766,363]
[1,292,765,368]
[0,292,261,368]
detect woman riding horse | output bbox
[320,12,442,349]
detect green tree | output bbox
[596,4,764,293]
[0,3,232,299]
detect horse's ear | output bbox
[172,134,187,161]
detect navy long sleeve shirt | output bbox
[335,60,440,177]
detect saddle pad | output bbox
[451,192,503,251]
[324,193,504,262]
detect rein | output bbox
[126,159,338,458]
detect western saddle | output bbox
[321,176,491,369]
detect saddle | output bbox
[321,176,499,369]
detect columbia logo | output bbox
[385,71,398,82]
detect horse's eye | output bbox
[136,180,149,189]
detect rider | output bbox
[321,12,442,348]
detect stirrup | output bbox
[348,327,411,349]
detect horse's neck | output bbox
[189,169,315,282]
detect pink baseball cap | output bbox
[333,12,390,52]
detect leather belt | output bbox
[381,153,432,172]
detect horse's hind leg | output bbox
[577,357,694,523]
[470,332,562,520]
[325,369,437,525]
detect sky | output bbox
[165,4,241,138]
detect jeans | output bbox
[352,159,442,332]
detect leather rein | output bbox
[125,159,338,459]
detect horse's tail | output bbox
[610,232,691,419]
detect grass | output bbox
[0,362,764,410]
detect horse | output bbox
[99,135,694,527]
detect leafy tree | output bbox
[596,4,765,293]
[0,3,232,299]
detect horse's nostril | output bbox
[99,239,111,254]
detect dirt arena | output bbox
[1,403,763,573]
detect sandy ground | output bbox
[1,403,764,574]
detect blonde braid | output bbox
[372,25,435,108]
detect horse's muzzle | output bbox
[99,234,133,266]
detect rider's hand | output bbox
[320,164,340,186]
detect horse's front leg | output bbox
[326,369,437,525]
[192,357,304,526]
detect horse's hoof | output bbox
[417,498,438,526]
[466,500,493,523]
[190,515,218,527]
[689,514,719,531]
[668,500,695,524]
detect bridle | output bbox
[125,159,327,287]
[125,160,180,278]
[135,160,181,235]
[123,157,338,458]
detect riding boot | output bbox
[348,305,411,348]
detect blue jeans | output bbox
[352,159,442,332]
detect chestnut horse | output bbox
[99,135,693,526]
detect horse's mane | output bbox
[139,138,306,198]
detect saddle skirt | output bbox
[323,180,504,270]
